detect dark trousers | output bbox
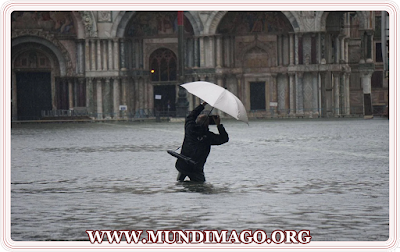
[177,171,205,183]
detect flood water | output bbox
[11,118,389,242]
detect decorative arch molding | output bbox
[11,32,71,76]
[79,11,98,37]
[144,45,178,72]
[281,11,300,32]
[113,11,134,38]
[320,11,369,32]
[185,11,202,36]
[208,11,300,35]
[71,11,86,39]
[12,43,61,76]
[203,11,223,34]
[113,11,201,38]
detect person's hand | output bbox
[214,115,221,125]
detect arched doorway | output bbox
[150,48,178,116]
[13,50,54,120]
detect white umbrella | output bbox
[181,81,248,124]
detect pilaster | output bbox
[295,72,304,116]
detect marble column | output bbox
[319,72,326,117]
[193,37,199,68]
[335,36,340,64]
[102,40,107,71]
[113,78,120,119]
[199,37,205,67]
[344,73,351,115]
[289,73,295,116]
[139,78,144,111]
[296,72,304,115]
[208,36,215,67]
[85,39,90,72]
[130,39,139,68]
[76,40,84,74]
[312,72,319,116]
[216,35,222,68]
[108,40,113,70]
[86,78,94,116]
[121,78,128,118]
[289,33,294,65]
[120,39,126,70]
[103,78,111,119]
[340,36,345,63]
[134,78,140,116]
[320,33,326,64]
[366,30,374,63]
[68,79,74,110]
[90,39,96,71]
[113,38,119,70]
[96,39,101,71]
[277,74,287,115]
[186,38,194,68]
[360,69,374,118]
[294,34,299,65]
[148,82,154,113]
[73,79,78,107]
[96,79,103,119]
[333,72,340,116]
[271,74,278,116]
[265,79,271,116]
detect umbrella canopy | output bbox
[181,81,248,124]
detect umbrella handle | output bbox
[207,107,214,116]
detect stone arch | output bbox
[12,35,69,76]
[145,45,178,73]
[113,11,134,38]
[208,11,300,35]
[149,47,177,82]
[281,11,301,32]
[113,11,201,38]
[320,11,369,32]
[71,11,86,39]
[12,43,60,75]
[184,11,202,36]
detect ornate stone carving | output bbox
[11,29,73,76]
[80,11,97,37]
[98,11,112,22]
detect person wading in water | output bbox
[175,102,229,182]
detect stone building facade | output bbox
[11,11,389,120]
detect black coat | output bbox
[175,104,229,174]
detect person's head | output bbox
[196,114,209,128]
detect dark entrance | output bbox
[153,85,176,116]
[250,82,266,110]
[16,72,52,120]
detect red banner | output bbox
[178,11,183,26]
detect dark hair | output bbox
[196,114,209,126]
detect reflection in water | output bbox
[11,119,389,241]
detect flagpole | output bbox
[176,11,189,117]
